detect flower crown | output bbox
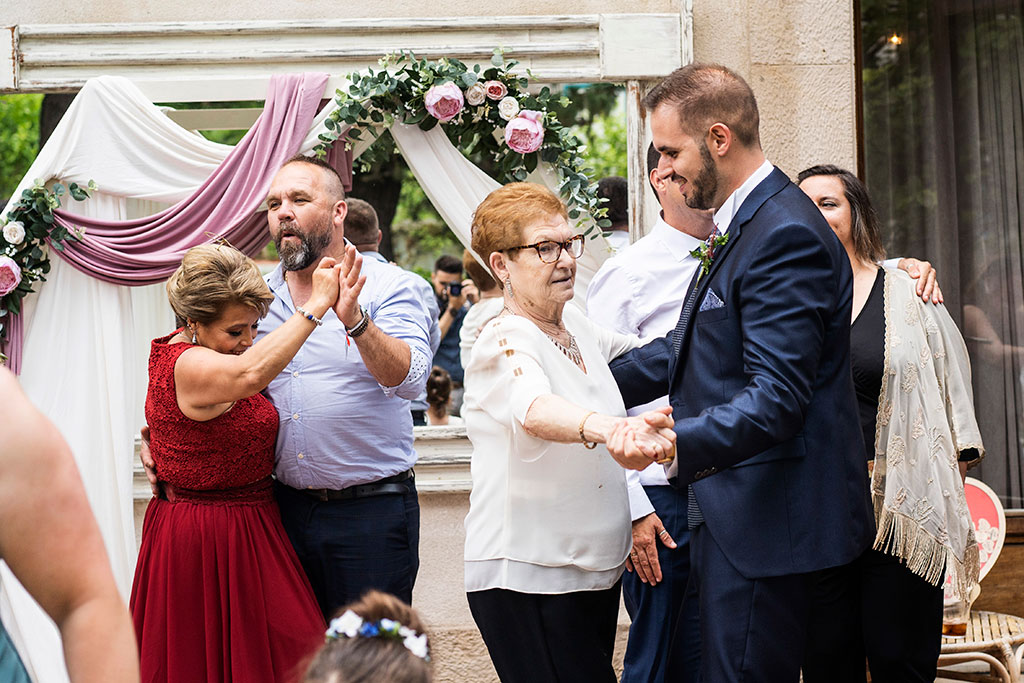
[325,610,430,661]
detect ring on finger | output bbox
[658,528,669,538]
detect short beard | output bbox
[686,141,720,211]
[275,218,334,271]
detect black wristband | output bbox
[345,306,370,338]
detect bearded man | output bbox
[609,64,875,682]
[259,155,437,616]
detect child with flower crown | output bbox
[302,591,432,683]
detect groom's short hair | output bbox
[643,63,761,149]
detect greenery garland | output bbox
[0,179,92,357]
[313,49,611,232]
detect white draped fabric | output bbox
[1,76,609,681]
[392,124,609,304]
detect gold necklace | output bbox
[503,305,584,368]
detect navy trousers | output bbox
[690,523,811,683]
[622,485,701,683]
[274,478,420,619]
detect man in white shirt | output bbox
[587,143,711,683]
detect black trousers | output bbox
[274,479,420,619]
[803,547,944,683]
[467,581,621,683]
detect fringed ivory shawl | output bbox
[872,270,984,596]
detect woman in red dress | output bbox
[131,243,352,683]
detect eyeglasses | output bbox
[505,234,585,263]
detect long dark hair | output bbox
[797,164,886,263]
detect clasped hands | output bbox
[605,406,676,471]
[307,244,367,328]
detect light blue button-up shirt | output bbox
[259,255,438,489]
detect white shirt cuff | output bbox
[626,470,656,520]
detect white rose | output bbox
[498,96,521,121]
[465,83,487,106]
[3,221,25,245]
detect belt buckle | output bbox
[315,489,331,502]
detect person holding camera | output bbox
[431,254,476,415]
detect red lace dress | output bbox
[130,333,324,683]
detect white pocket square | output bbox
[700,289,725,312]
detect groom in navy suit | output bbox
[610,64,874,682]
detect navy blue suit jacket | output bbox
[610,167,874,579]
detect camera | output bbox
[447,282,463,297]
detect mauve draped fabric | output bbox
[3,72,348,373]
[51,73,329,284]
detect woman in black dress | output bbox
[798,165,983,683]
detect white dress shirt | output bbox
[714,159,775,235]
[586,215,704,519]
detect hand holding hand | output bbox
[333,244,367,328]
[308,256,340,314]
[899,257,943,304]
[626,512,677,585]
[607,418,663,470]
[630,406,676,460]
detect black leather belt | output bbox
[301,469,414,502]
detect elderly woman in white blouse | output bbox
[462,182,676,683]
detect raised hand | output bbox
[333,243,367,328]
[308,256,340,312]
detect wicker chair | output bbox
[936,477,1023,683]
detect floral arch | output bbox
[0,51,615,371]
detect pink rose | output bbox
[504,110,545,154]
[484,80,508,100]
[424,82,465,123]
[0,257,22,297]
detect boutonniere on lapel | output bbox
[689,230,730,283]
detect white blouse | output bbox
[462,304,640,594]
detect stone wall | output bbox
[693,0,859,175]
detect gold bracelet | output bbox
[578,411,598,449]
